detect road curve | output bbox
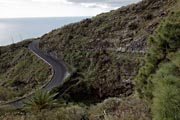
[1,42,70,108]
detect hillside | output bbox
[0,0,178,119]
[136,3,180,120]
[39,0,177,101]
[0,40,51,102]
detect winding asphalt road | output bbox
[1,42,70,108]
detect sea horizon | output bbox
[0,16,91,19]
[0,16,89,46]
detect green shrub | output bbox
[56,105,88,120]
[89,97,150,120]
[136,8,180,101]
[24,90,58,111]
[152,62,180,120]
[89,98,121,120]
[144,13,153,20]
[136,5,180,120]
[128,22,139,30]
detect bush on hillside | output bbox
[24,90,58,111]
[136,5,180,120]
[136,8,180,101]
[152,61,180,120]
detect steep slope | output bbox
[136,3,180,120]
[39,0,177,101]
[0,40,52,102]
[0,0,178,119]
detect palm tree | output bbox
[24,90,58,111]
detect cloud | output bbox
[31,0,69,4]
[0,0,25,4]
[80,3,109,9]
[67,0,141,8]
[0,0,141,18]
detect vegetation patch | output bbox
[0,40,51,102]
[136,3,180,120]
[0,0,178,119]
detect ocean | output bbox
[0,17,88,46]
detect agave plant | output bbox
[24,90,58,110]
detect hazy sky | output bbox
[0,0,141,18]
